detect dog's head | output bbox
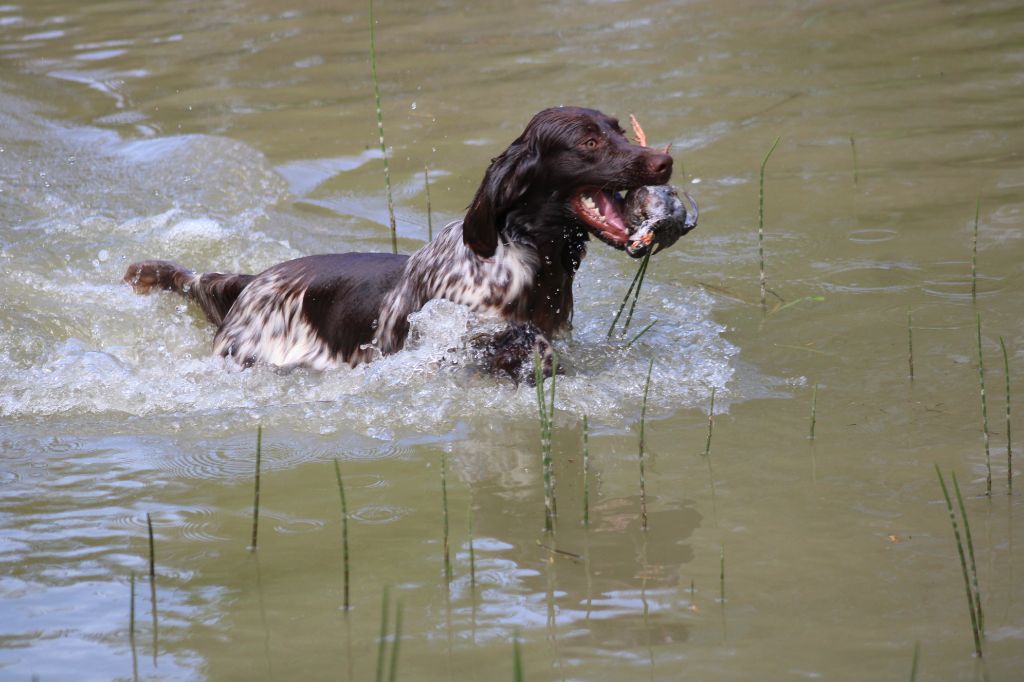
[463,107,673,258]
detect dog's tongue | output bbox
[595,191,628,237]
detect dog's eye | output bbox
[584,138,598,149]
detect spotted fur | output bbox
[123,107,674,377]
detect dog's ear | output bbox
[463,131,542,259]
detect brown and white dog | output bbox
[124,107,674,377]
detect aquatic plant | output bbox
[999,336,1012,492]
[935,466,983,657]
[976,314,991,496]
[333,459,351,611]
[638,358,653,531]
[251,425,262,550]
[758,136,781,309]
[368,0,397,253]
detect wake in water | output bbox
[0,89,741,435]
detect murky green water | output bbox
[2,0,1023,679]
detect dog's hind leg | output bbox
[123,259,255,326]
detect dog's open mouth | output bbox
[570,188,632,246]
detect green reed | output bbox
[388,599,404,682]
[251,425,262,550]
[146,510,159,662]
[638,358,653,532]
[976,314,992,496]
[759,136,781,309]
[849,135,859,186]
[909,641,920,682]
[146,512,155,580]
[953,473,983,637]
[971,197,980,302]
[468,504,476,590]
[907,307,915,381]
[703,387,716,457]
[621,250,653,334]
[129,572,138,681]
[582,415,590,529]
[368,0,397,253]
[607,249,651,338]
[513,629,524,682]
[935,466,983,657]
[375,586,390,682]
[333,459,351,611]
[809,383,818,440]
[719,545,725,603]
[441,451,451,583]
[534,350,559,532]
[424,165,433,242]
[626,319,657,348]
[999,336,1012,492]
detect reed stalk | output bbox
[907,307,915,381]
[582,415,590,529]
[809,383,818,441]
[129,572,138,682]
[849,135,859,186]
[952,472,983,637]
[626,320,657,348]
[251,424,262,550]
[607,249,651,338]
[976,314,992,496]
[638,358,653,532]
[513,630,524,682]
[935,465,983,657]
[441,451,451,583]
[703,387,716,457]
[468,504,476,590]
[368,0,397,253]
[333,459,351,610]
[719,545,725,603]
[424,165,433,242]
[971,197,980,302]
[375,586,390,682]
[146,513,155,580]
[535,350,558,531]
[759,136,781,309]
[999,336,1012,492]
[909,641,920,681]
[622,250,653,334]
[387,600,403,682]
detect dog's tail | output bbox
[123,259,255,326]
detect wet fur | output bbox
[124,107,672,376]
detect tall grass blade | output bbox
[251,424,262,550]
[625,319,657,348]
[146,513,155,580]
[621,249,652,334]
[971,197,980,302]
[535,350,558,531]
[146,512,158,663]
[387,600,403,682]
[375,586,390,682]
[368,0,397,253]
[468,504,476,590]
[424,165,433,242]
[607,250,650,338]
[333,459,351,611]
[909,641,920,682]
[441,452,451,583]
[129,572,138,682]
[809,383,818,440]
[907,307,914,381]
[582,415,590,529]
[849,135,859,186]
[977,314,992,496]
[719,545,725,603]
[638,358,653,532]
[952,472,984,637]
[1000,336,1012,492]
[935,465,983,657]
[758,135,781,309]
[703,387,716,457]
[512,630,524,682]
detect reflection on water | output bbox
[2,0,1024,680]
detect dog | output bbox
[123,106,674,377]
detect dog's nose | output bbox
[648,153,673,180]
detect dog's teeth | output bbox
[582,196,597,211]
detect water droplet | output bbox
[98,249,109,262]
[410,101,417,110]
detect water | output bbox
[1,0,1023,680]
